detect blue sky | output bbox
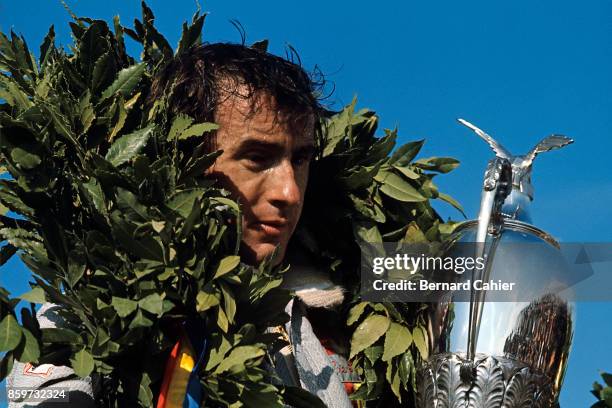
[1,0,611,406]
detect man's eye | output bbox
[245,154,267,164]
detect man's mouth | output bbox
[251,219,289,237]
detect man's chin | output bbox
[239,241,285,266]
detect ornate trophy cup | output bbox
[416,120,574,407]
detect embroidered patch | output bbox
[23,363,54,378]
[326,353,360,383]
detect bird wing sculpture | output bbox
[523,135,574,168]
[457,118,512,159]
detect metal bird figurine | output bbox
[457,118,573,200]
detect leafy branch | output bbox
[592,372,612,407]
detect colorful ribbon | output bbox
[157,322,207,408]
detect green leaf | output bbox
[116,187,149,220]
[0,315,22,352]
[176,14,206,55]
[0,187,34,217]
[389,140,424,166]
[282,386,326,408]
[354,222,383,244]
[138,293,163,317]
[137,373,153,406]
[392,165,420,180]
[205,334,231,370]
[111,296,138,318]
[0,227,46,260]
[0,352,14,380]
[603,387,612,406]
[46,106,80,150]
[413,157,460,173]
[366,131,396,162]
[109,97,128,141]
[166,189,204,218]
[387,360,401,400]
[110,214,164,262]
[211,196,240,212]
[359,363,378,398]
[382,322,412,362]
[347,302,368,326]
[350,314,390,359]
[78,21,109,82]
[213,256,241,280]
[177,122,218,140]
[213,345,265,374]
[10,148,41,169]
[41,328,82,344]
[340,165,380,190]
[181,150,222,181]
[364,345,384,365]
[0,76,33,110]
[349,194,386,223]
[217,307,229,333]
[420,177,439,198]
[91,51,116,92]
[39,25,56,67]
[377,171,426,202]
[219,281,236,324]
[66,249,87,288]
[398,351,414,389]
[196,288,220,312]
[168,114,193,141]
[129,309,154,329]
[79,91,95,134]
[167,115,218,142]
[17,287,46,304]
[14,328,40,363]
[438,192,466,217]
[404,221,427,244]
[100,63,146,101]
[70,348,94,377]
[413,325,429,360]
[105,124,154,167]
[81,179,106,215]
[143,20,173,61]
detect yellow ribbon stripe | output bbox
[165,335,196,408]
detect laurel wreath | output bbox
[0,3,462,407]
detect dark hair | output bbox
[149,43,326,153]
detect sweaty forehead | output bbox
[214,85,314,144]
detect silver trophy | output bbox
[416,120,574,407]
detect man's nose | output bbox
[267,160,301,208]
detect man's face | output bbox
[210,91,315,265]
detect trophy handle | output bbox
[467,158,512,365]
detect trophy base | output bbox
[416,353,558,408]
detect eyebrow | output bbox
[234,138,316,158]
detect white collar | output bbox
[281,263,345,309]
